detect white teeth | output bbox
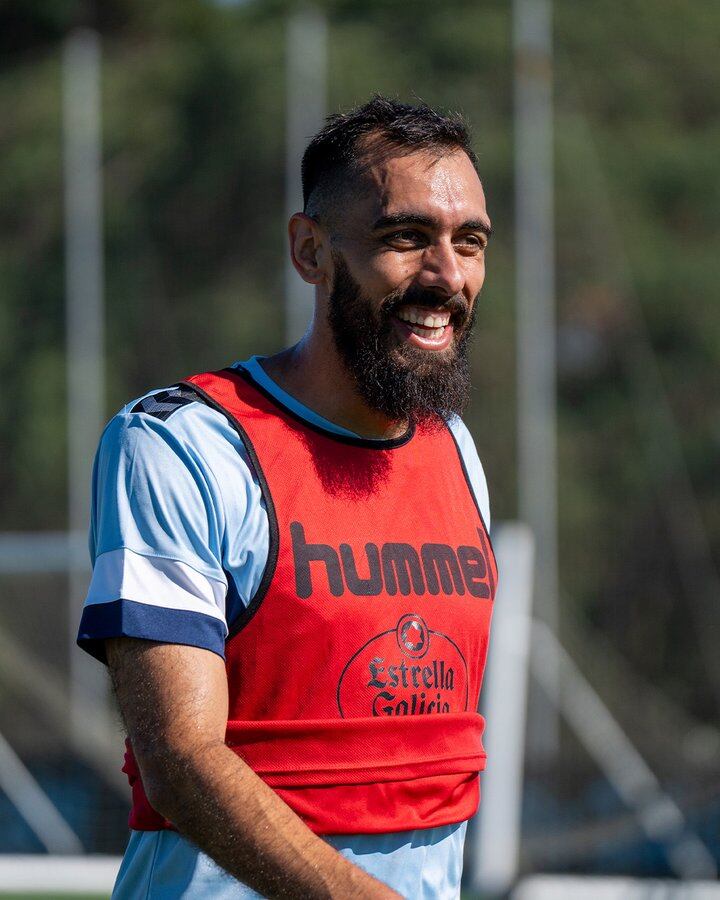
[408,324,444,340]
[397,306,451,328]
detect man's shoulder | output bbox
[110,378,233,438]
[443,414,482,462]
[112,361,254,434]
[119,379,216,428]
[443,415,491,529]
[127,383,200,423]
[98,377,246,473]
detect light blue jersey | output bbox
[78,357,491,899]
[113,824,468,899]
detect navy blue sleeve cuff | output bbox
[77,599,226,664]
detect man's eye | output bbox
[455,234,487,252]
[386,230,424,245]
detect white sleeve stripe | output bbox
[85,548,228,628]
[93,544,228,586]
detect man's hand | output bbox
[106,638,402,899]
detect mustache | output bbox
[381,286,471,325]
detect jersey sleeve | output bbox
[77,399,240,663]
[446,416,491,531]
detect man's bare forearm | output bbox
[105,638,400,899]
[144,739,399,899]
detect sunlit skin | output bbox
[263,147,491,439]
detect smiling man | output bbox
[78,96,497,899]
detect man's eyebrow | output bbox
[460,219,493,239]
[372,213,435,231]
[372,213,492,238]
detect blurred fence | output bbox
[0,550,127,856]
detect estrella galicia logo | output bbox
[336,614,469,718]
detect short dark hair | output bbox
[301,95,479,220]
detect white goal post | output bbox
[513,875,720,899]
[0,856,121,894]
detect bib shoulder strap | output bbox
[181,368,280,637]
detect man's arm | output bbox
[106,638,401,899]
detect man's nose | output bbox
[418,241,465,298]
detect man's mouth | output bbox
[392,304,455,350]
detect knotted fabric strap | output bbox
[226,712,485,786]
[226,712,486,833]
[124,712,486,834]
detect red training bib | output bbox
[124,367,497,834]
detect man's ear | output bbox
[288,213,331,287]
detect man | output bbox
[78,96,497,899]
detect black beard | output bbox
[327,251,476,426]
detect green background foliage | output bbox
[1,0,718,795]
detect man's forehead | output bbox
[358,148,488,226]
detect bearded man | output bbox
[78,96,497,899]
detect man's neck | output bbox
[260,339,409,441]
